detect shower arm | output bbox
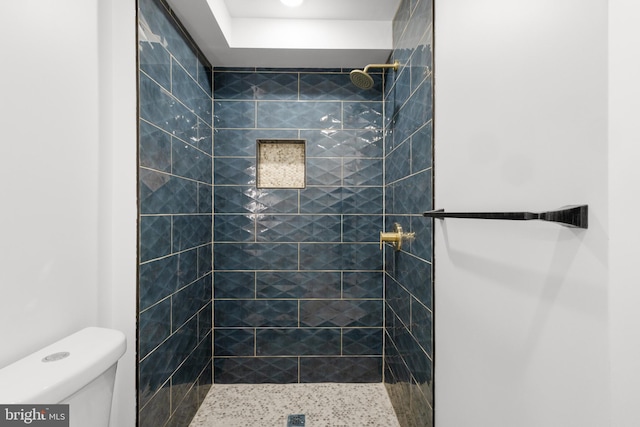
[363,61,400,73]
[423,205,588,229]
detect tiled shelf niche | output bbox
[257,139,306,189]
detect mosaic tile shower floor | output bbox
[189,383,400,427]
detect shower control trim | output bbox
[380,223,416,251]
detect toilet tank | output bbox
[0,327,126,427]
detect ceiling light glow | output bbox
[280,0,304,7]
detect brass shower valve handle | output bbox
[379,223,415,251]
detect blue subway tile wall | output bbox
[384,1,434,426]
[213,67,385,383]
[138,0,212,426]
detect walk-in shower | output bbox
[137,0,434,426]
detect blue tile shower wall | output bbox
[138,0,213,426]
[384,0,434,426]
[212,68,385,383]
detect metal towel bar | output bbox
[423,205,588,229]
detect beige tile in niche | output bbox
[257,140,306,189]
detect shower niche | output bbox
[256,139,306,189]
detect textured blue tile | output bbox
[214,272,255,298]
[411,298,433,356]
[396,253,432,307]
[411,121,432,173]
[385,118,396,153]
[172,275,211,331]
[256,328,341,356]
[140,72,198,143]
[170,368,201,427]
[343,158,383,186]
[139,249,198,310]
[140,215,171,262]
[139,40,170,91]
[214,129,298,157]
[194,119,212,155]
[300,187,342,214]
[172,139,212,184]
[343,102,383,129]
[343,272,383,298]
[214,187,299,214]
[139,317,198,407]
[214,357,298,384]
[214,157,255,185]
[198,183,212,213]
[198,302,212,341]
[299,243,342,270]
[386,275,411,328]
[395,326,432,386]
[171,334,211,402]
[214,101,255,128]
[408,216,432,261]
[256,272,341,299]
[384,96,395,134]
[394,78,433,147]
[257,101,341,129]
[299,243,381,271]
[139,298,171,358]
[393,67,411,114]
[386,182,396,216]
[386,140,411,184]
[138,0,201,80]
[140,169,198,215]
[140,120,171,172]
[385,331,412,383]
[139,385,170,427]
[214,328,255,356]
[343,328,383,355]
[214,72,298,100]
[214,214,255,242]
[300,357,382,383]
[303,129,383,158]
[299,73,382,101]
[306,158,342,186]
[342,187,383,214]
[197,244,213,277]
[172,58,212,125]
[411,33,433,93]
[214,243,298,270]
[342,215,383,243]
[256,214,341,242]
[394,169,432,214]
[300,300,382,327]
[197,62,213,95]
[172,215,212,251]
[214,300,298,327]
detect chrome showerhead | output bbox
[349,61,400,90]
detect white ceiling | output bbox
[223,0,400,21]
[166,0,401,69]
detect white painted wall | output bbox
[434,1,610,426]
[609,0,640,425]
[97,1,138,426]
[0,1,137,426]
[0,0,101,363]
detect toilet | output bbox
[0,327,126,427]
